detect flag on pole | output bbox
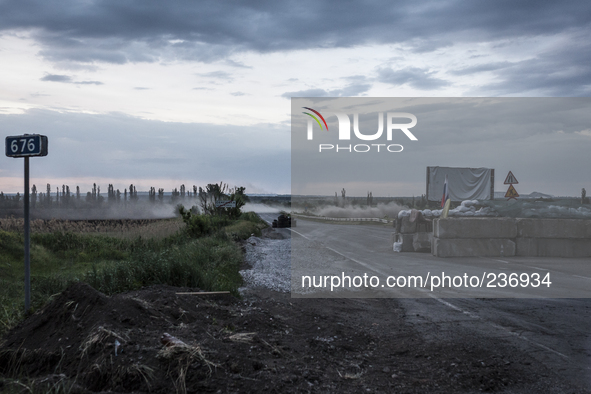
[441,175,449,208]
[441,175,451,219]
[441,198,451,219]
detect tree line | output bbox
[0,182,248,212]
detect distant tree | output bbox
[149,187,156,203]
[116,189,121,203]
[158,188,164,203]
[171,187,180,203]
[65,185,71,207]
[31,185,37,208]
[198,182,229,215]
[180,184,185,198]
[97,185,103,204]
[46,183,51,207]
[225,186,247,218]
[76,186,80,201]
[108,184,115,204]
[129,184,138,202]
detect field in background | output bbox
[0,217,185,240]
[0,214,266,338]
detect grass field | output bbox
[0,213,266,338]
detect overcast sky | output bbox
[1,1,590,195]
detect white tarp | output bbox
[427,167,493,202]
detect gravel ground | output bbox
[241,234,291,292]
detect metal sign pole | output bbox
[5,134,48,313]
[24,156,31,312]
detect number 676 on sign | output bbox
[5,134,48,158]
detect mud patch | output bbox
[0,283,576,393]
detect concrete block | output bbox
[516,238,591,257]
[431,235,437,256]
[432,237,516,257]
[434,218,517,239]
[399,216,417,234]
[413,232,432,253]
[516,219,591,239]
[397,233,415,252]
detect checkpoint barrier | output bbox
[432,218,591,257]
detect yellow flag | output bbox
[441,198,451,219]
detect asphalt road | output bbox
[255,209,591,391]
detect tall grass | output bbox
[86,233,243,296]
[0,213,266,337]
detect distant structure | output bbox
[367,191,373,207]
[426,166,495,203]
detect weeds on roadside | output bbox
[0,212,265,337]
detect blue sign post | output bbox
[5,134,48,312]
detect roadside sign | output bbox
[505,184,519,199]
[504,171,518,185]
[5,134,48,158]
[215,200,236,208]
[5,133,48,313]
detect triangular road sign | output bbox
[504,171,518,185]
[505,184,519,199]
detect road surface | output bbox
[255,209,591,391]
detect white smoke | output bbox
[311,201,404,219]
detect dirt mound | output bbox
[0,282,236,393]
[0,284,576,393]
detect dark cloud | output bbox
[40,74,72,82]
[282,88,330,98]
[40,74,103,85]
[2,1,589,66]
[333,84,372,96]
[230,91,246,96]
[472,37,591,96]
[282,82,371,98]
[450,62,514,76]
[376,67,449,90]
[134,87,150,90]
